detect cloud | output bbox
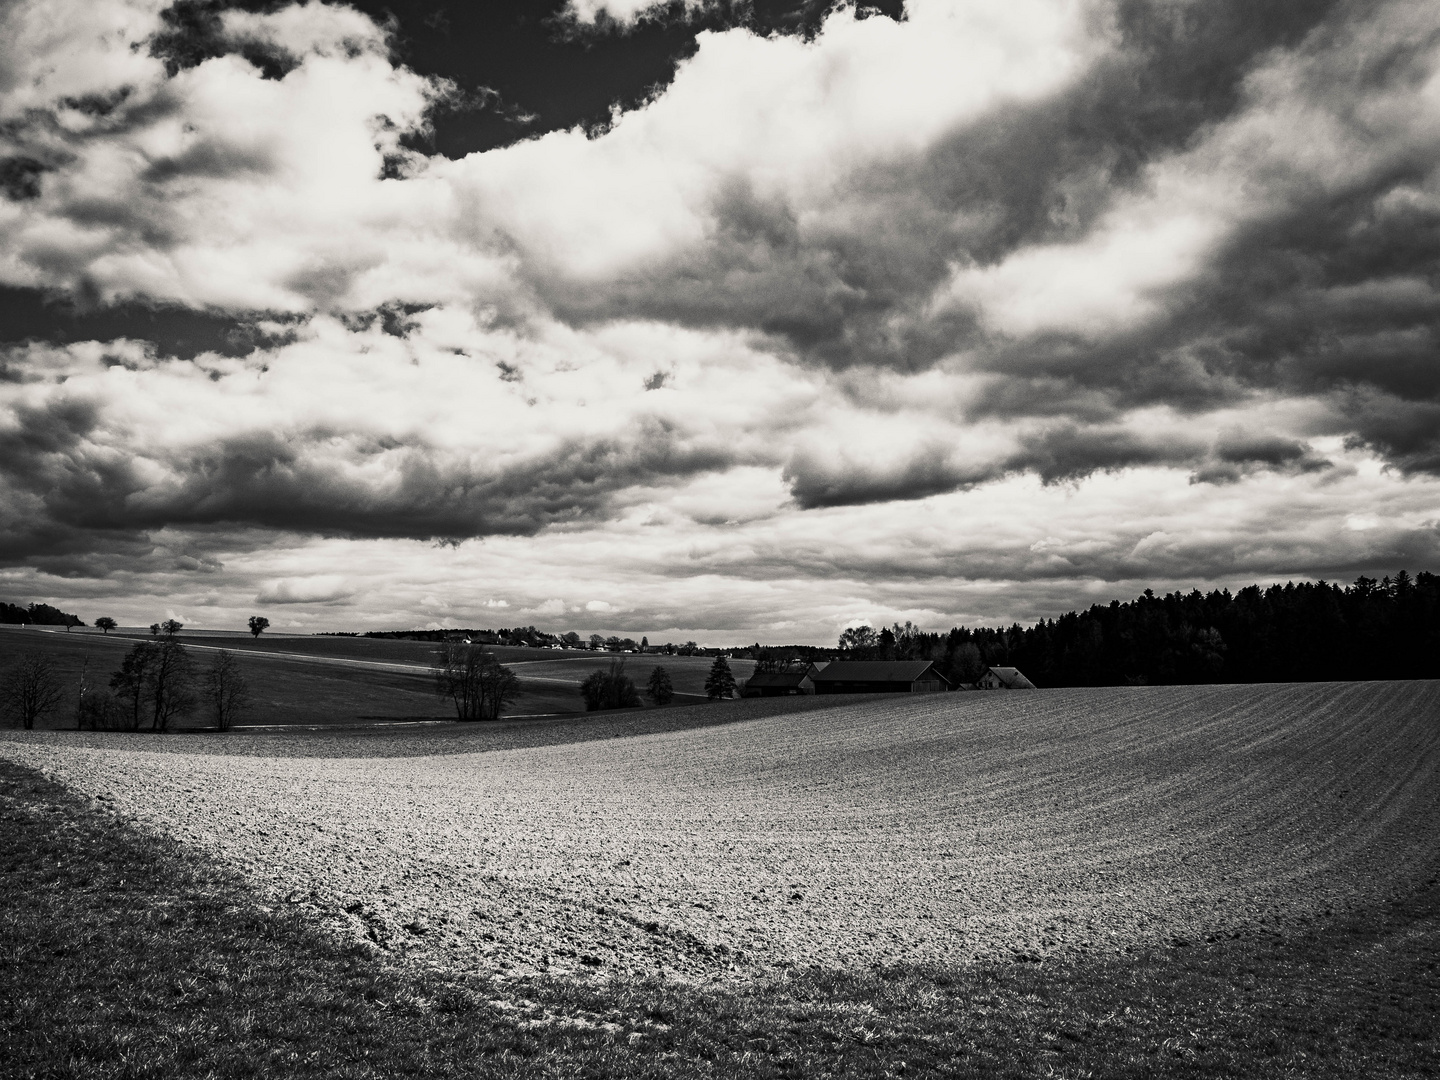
[562,0,709,28]
[255,575,353,605]
[0,314,796,561]
[3,0,1440,641]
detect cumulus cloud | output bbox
[3,0,1440,639]
[255,575,353,605]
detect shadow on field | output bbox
[2,759,1436,1079]
[12,693,896,759]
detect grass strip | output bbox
[2,758,1436,1079]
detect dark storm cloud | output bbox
[667,511,1440,592]
[0,286,298,358]
[783,443,999,510]
[146,1,904,159]
[1189,431,1331,485]
[783,420,1340,509]
[0,387,741,569]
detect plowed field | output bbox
[3,681,1436,985]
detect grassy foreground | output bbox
[2,760,1436,1079]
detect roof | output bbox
[744,669,814,689]
[812,660,951,684]
[986,666,1037,689]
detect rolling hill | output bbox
[2,680,1435,984]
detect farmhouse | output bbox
[741,665,820,697]
[977,666,1037,689]
[811,660,953,694]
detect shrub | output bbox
[77,690,128,731]
[579,659,641,711]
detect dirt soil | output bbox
[3,682,1437,986]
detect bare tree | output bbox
[148,637,195,731]
[1,653,65,729]
[434,644,519,721]
[110,641,157,731]
[109,638,195,732]
[478,658,521,720]
[203,650,251,731]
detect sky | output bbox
[1,0,1439,644]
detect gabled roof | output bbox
[986,666,1037,689]
[744,669,814,689]
[812,660,951,684]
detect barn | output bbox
[977,666,1037,689]
[811,660,953,694]
[741,665,819,697]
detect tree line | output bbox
[834,571,1440,687]
[0,602,83,628]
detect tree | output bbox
[1,653,65,729]
[579,658,641,711]
[645,666,674,706]
[147,637,195,731]
[478,660,521,720]
[949,642,986,684]
[26,603,82,628]
[110,638,194,732]
[110,641,157,730]
[160,618,183,637]
[94,616,117,634]
[203,650,252,731]
[704,655,737,700]
[248,615,270,639]
[433,643,519,721]
[838,625,878,655]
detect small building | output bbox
[741,665,820,697]
[977,666,1036,690]
[811,660,953,694]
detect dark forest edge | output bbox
[4,571,1439,688]
[833,572,1440,688]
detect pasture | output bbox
[1,680,1436,1076]
[0,626,751,727]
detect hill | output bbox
[0,626,754,727]
[2,680,1435,981]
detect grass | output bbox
[0,628,747,729]
[2,757,1436,1078]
